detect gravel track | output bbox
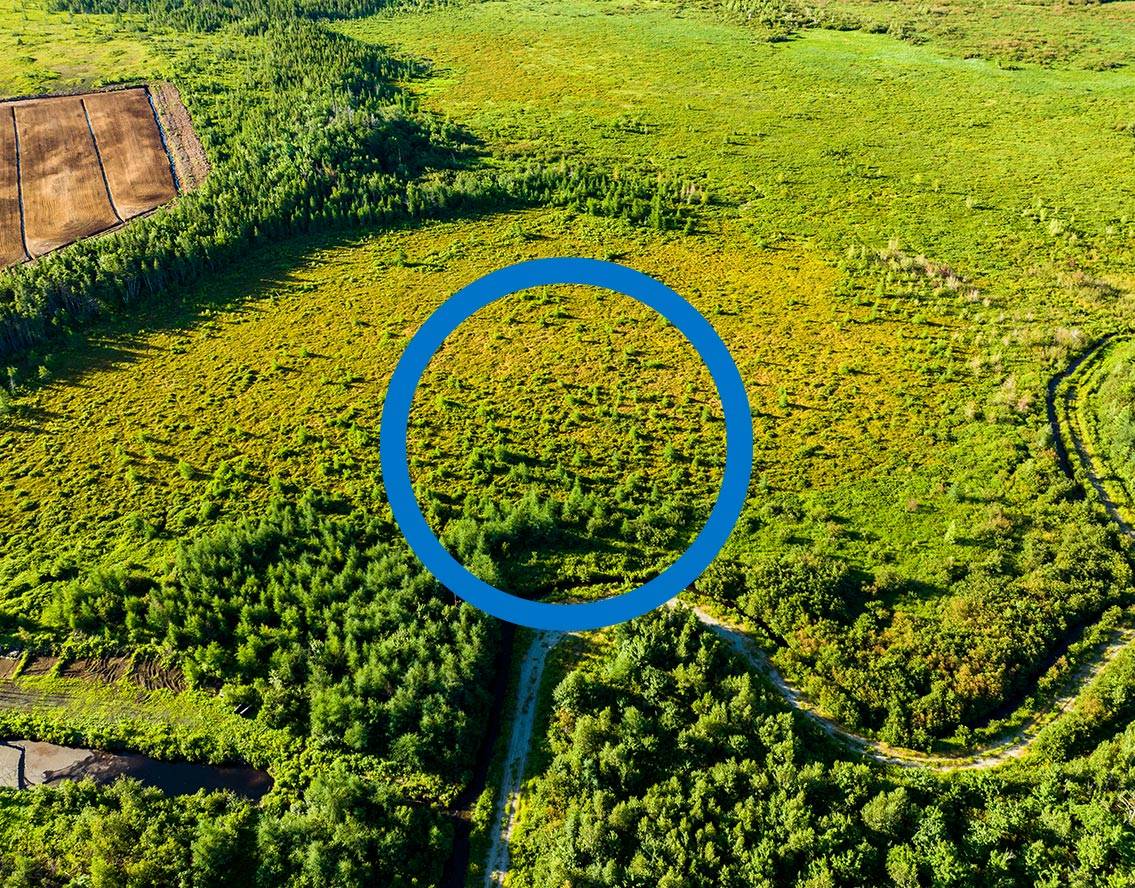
[483,630,562,888]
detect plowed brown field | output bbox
[0,86,192,267]
[0,106,25,266]
[15,97,118,257]
[84,88,176,219]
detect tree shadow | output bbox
[0,30,562,413]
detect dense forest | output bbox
[0,763,443,885]
[55,494,497,783]
[2,0,1135,884]
[1,489,582,885]
[513,609,1135,886]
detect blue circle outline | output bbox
[380,257,753,631]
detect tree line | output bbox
[1,1,700,367]
[12,486,602,885]
[512,608,1135,887]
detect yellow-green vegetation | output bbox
[341,0,1135,283]
[808,0,1135,69]
[2,212,732,605]
[3,0,1135,751]
[0,0,164,94]
[1070,336,1135,527]
[0,671,292,768]
[3,0,1135,883]
[338,0,1135,749]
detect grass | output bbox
[333,0,1135,587]
[340,0,1135,289]
[1,0,1135,763]
[331,0,1135,723]
[1071,336,1135,528]
[0,204,1028,617]
[0,0,167,96]
[807,0,1135,70]
[0,211,726,612]
[0,671,293,770]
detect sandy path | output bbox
[688,605,1135,770]
[483,630,562,888]
[685,337,1135,768]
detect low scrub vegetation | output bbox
[2,0,1135,883]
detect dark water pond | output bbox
[0,739,271,799]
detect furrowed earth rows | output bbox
[80,97,124,224]
[10,105,29,261]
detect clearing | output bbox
[83,89,176,219]
[13,95,119,256]
[0,86,195,264]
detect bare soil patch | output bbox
[85,88,177,218]
[0,85,205,267]
[14,97,118,257]
[61,656,132,684]
[56,656,184,691]
[20,656,58,677]
[0,106,26,266]
[0,739,271,797]
[133,659,186,693]
[150,82,209,191]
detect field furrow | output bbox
[0,105,25,267]
[14,97,118,257]
[84,88,176,219]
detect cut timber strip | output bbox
[85,88,176,219]
[149,82,208,192]
[0,105,27,266]
[15,98,118,257]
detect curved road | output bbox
[688,606,1135,770]
[693,336,1135,768]
[482,336,1135,877]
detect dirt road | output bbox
[483,630,562,888]
[689,606,1135,770]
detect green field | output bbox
[339,0,1135,747]
[1,0,1135,884]
[0,0,162,94]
